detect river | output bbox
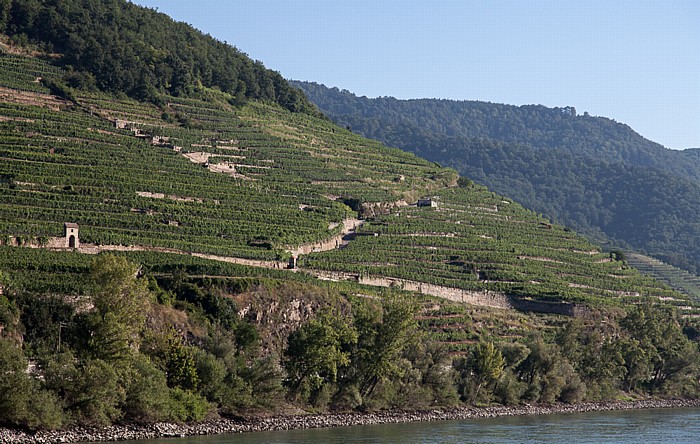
[123,407,700,443]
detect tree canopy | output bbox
[1,0,319,114]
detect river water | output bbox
[123,408,700,444]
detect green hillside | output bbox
[0,1,699,431]
[292,81,700,275]
[0,0,317,113]
[0,52,683,314]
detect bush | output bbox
[167,388,211,422]
[120,354,171,422]
[0,339,64,430]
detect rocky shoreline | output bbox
[3,398,700,443]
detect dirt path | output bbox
[49,213,539,312]
[74,216,364,270]
[77,243,289,269]
[76,240,519,310]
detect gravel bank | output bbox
[3,398,700,443]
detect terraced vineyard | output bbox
[0,52,451,261]
[2,3,700,426]
[302,186,691,309]
[0,50,696,358]
[626,252,700,302]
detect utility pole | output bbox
[57,322,66,353]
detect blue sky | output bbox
[132,1,699,150]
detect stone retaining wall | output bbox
[308,270,588,316]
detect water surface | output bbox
[122,407,700,444]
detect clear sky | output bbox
[132,0,699,150]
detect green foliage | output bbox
[166,388,211,423]
[0,276,20,336]
[0,338,64,430]
[517,335,586,404]
[302,186,684,309]
[119,354,172,422]
[13,292,74,353]
[150,327,200,391]
[0,20,698,428]
[456,342,505,404]
[284,310,357,401]
[352,295,419,399]
[64,358,125,426]
[620,304,700,394]
[88,255,153,361]
[4,0,318,114]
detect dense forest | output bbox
[0,0,319,114]
[293,81,700,273]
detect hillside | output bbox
[0,0,699,432]
[0,0,318,113]
[292,81,700,274]
[0,52,687,312]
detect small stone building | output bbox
[64,222,79,249]
[417,198,438,208]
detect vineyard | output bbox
[0,52,451,263]
[301,185,694,310]
[626,252,700,301]
[0,50,696,356]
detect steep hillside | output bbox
[0,2,699,431]
[0,53,685,315]
[293,81,700,274]
[0,53,453,263]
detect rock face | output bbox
[2,399,700,443]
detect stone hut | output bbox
[417,198,437,208]
[64,222,79,249]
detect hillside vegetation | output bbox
[293,81,700,274]
[0,0,699,432]
[0,0,318,113]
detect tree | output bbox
[0,338,63,429]
[283,310,357,400]
[0,271,20,340]
[517,335,585,403]
[352,295,419,400]
[119,354,172,422]
[456,342,505,404]
[621,304,700,394]
[88,255,153,361]
[556,320,626,399]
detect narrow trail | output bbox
[54,215,523,311]
[77,242,289,269]
[76,216,365,268]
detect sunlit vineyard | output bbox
[0,53,451,262]
[1,49,696,349]
[301,185,693,309]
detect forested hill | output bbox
[0,0,318,114]
[292,81,700,273]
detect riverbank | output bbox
[3,398,700,443]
